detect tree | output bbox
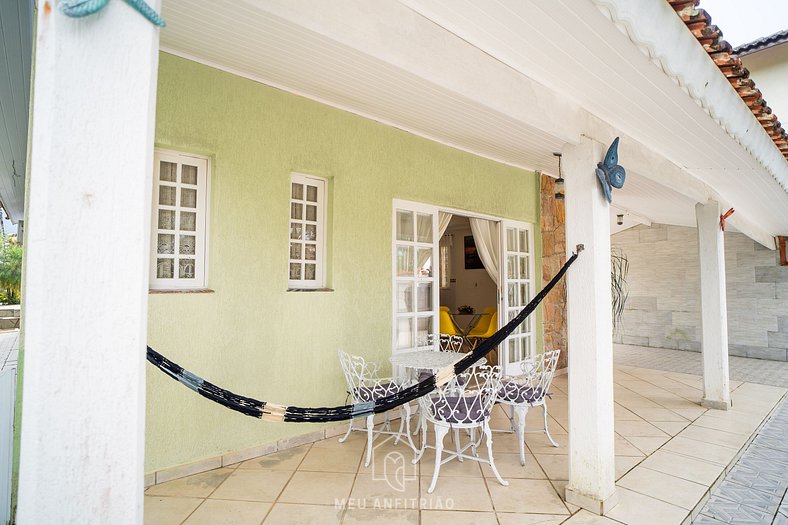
[0,237,22,304]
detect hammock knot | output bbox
[59,0,166,27]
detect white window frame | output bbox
[288,173,327,289]
[149,149,210,290]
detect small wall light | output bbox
[616,213,624,225]
[553,152,565,200]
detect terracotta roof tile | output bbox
[667,0,788,160]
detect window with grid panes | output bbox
[288,174,327,289]
[150,150,209,290]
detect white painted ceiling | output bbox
[158,0,788,240]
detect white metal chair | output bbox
[495,349,561,466]
[337,351,417,466]
[414,365,508,493]
[424,333,464,353]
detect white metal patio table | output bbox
[390,349,485,372]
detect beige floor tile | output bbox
[497,512,566,524]
[615,420,668,438]
[660,437,738,466]
[358,439,420,476]
[615,455,643,480]
[648,421,689,436]
[615,435,647,457]
[144,495,203,525]
[480,451,546,479]
[614,405,643,421]
[209,469,292,502]
[417,448,484,478]
[623,436,670,455]
[420,475,493,511]
[534,454,568,481]
[238,445,310,471]
[312,431,367,450]
[421,509,498,525]
[342,508,419,525]
[525,433,568,455]
[606,487,688,525]
[348,473,419,509]
[298,443,363,473]
[182,499,271,525]
[678,424,750,449]
[618,467,708,510]
[668,407,707,421]
[561,509,622,524]
[691,413,759,435]
[263,503,342,525]
[278,471,355,505]
[145,468,234,498]
[487,478,569,514]
[628,407,688,422]
[637,450,723,486]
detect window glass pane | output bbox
[181,188,197,208]
[519,229,529,253]
[416,317,432,344]
[156,258,173,278]
[306,185,318,202]
[416,248,432,277]
[180,211,196,232]
[305,244,316,260]
[290,223,302,240]
[304,264,316,280]
[291,183,303,200]
[290,242,302,260]
[179,235,196,255]
[289,263,301,280]
[181,165,198,185]
[396,211,414,242]
[159,186,176,206]
[305,224,317,241]
[396,282,413,313]
[416,213,432,243]
[396,246,414,276]
[290,202,302,220]
[306,205,317,222]
[157,234,175,254]
[520,283,530,304]
[508,283,517,305]
[507,338,519,364]
[179,259,195,279]
[160,161,176,182]
[519,256,529,279]
[396,318,414,349]
[158,210,175,230]
[507,255,516,279]
[416,283,432,312]
[507,228,517,252]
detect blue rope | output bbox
[59,0,166,28]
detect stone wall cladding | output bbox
[612,223,788,362]
[540,175,568,369]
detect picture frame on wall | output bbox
[464,235,484,270]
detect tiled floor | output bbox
[0,329,19,372]
[145,364,787,524]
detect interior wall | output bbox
[439,217,497,315]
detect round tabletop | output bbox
[389,350,487,371]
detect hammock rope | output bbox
[147,252,579,423]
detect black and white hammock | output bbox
[146,252,579,423]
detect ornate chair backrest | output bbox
[498,349,560,404]
[338,351,377,398]
[422,333,464,353]
[420,365,502,425]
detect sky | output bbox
[698,0,788,47]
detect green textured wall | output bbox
[146,53,542,473]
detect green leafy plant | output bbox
[0,237,22,305]
[611,248,629,333]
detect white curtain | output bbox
[469,218,500,285]
[438,212,452,237]
[438,212,453,289]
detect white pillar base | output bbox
[701,398,730,411]
[566,486,620,516]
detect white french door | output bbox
[392,201,439,354]
[499,220,536,376]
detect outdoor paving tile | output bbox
[713,479,783,515]
[629,407,689,423]
[277,471,355,506]
[560,509,622,524]
[209,469,293,502]
[649,420,690,436]
[678,424,751,449]
[262,503,342,525]
[238,445,310,471]
[618,466,709,510]
[143,495,203,525]
[661,437,739,466]
[638,450,724,486]
[774,513,788,525]
[615,435,647,457]
[605,486,688,525]
[693,414,761,435]
[735,454,788,478]
[297,442,363,473]
[348,473,419,509]
[421,509,498,525]
[615,405,643,421]
[487,478,568,514]
[495,512,567,525]
[479,451,547,479]
[744,443,788,467]
[615,420,669,438]
[691,514,728,524]
[182,499,271,525]
[726,464,788,496]
[145,468,235,498]
[623,436,670,455]
[700,494,774,524]
[533,454,567,481]
[417,448,484,478]
[419,475,493,511]
[342,508,419,525]
[615,455,644,480]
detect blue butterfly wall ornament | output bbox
[595,137,626,203]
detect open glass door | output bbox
[392,201,439,355]
[499,220,536,376]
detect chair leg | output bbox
[412,403,421,435]
[483,421,508,487]
[401,403,418,453]
[470,427,478,457]
[364,414,374,467]
[453,428,463,462]
[543,402,559,447]
[513,405,528,466]
[413,412,428,464]
[428,425,449,494]
[338,419,354,443]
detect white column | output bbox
[17,3,160,523]
[563,138,618,515]
[695,201,731,410]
